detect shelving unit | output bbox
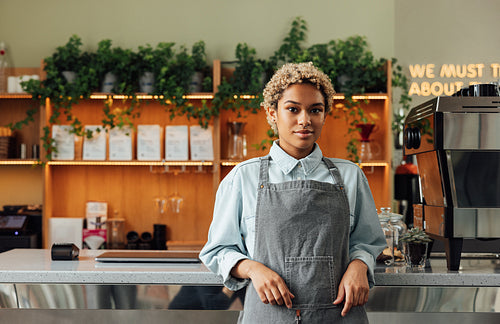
[0,68,43,209]
[1,61,393,249]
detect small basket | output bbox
[0,136,16,159]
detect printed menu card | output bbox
[165,125,188,160]
[189,125,213,160]
[137,124,161,160]
[83,125,106,160]
[52,125,74,160]
[109,126,133,160]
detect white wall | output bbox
[395,0,500,107]
[0,0,395,67]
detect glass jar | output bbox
[379,207,391,218]
[378,216,394,265]
[106,218,125,249]
[390,213,408,263]
[227,121,246,160]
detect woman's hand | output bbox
[231,259,295,308]
[333,259,369,316]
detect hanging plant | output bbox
[21,35,98,160]
[264,17,411,161]
[212,42,269,119]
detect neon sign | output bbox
[408,63,500,96]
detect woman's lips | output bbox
[295,130,313,138]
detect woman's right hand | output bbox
[231,259,295,308]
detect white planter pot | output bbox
[101,72,117,93]
[139,71,154,93]
[62,71,77,84]
[189,71,203,93]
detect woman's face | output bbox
[269,83,326,159]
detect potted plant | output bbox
[93,39,134,94]
[21,35,97,159]
[400,227,432,268]
[391,58,412,149]
[51,35,85,84]
[134,42,175,93]
[189,40,212,93]
[212,42,268,119]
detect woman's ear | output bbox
[267,106,277,121]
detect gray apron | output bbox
[239,156,368,323]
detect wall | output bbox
[0,0,395,208]
[6,1,499,207]
[391,0,500,167]
[395,0,500,107]
[0,0,395,67]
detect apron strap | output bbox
[258,155,271,187]
[322,157,345,188]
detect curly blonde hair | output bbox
[261,62,336,133]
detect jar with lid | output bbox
[378,216,394,265]
[390,213,408,263]
[379,207,392,218]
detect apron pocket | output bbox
[285,256,336,309]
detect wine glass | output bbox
[168,170,184,214]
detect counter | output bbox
[0,249,498,286]
[1,249,499,324]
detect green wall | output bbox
[0,0,395,67]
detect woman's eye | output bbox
[287,107,298,113]
[311,108,323,114]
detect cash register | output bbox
[0,205,42,253]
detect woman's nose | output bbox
[298,112,311,126]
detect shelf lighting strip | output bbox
[89,94,214,100]
[0,160,42,165]
[1,93,386,101]
[47,161,213,166]
[0,93,32,99]
[334,94,388,100]
[223,161,389,167]
[359,162,389,167]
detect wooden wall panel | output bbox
[48,165,214,242]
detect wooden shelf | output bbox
[2,60,394,248]
[0,93,32,99]
[47,160,214,166]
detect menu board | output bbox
[83,125,106,160]
[52,125,74,160]
[165,125,188,160]
[109,126,133,160]
[189,125,213,160]
[137,125,161,160]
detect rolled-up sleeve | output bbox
[348,167,387,287]
[199,172,250,291]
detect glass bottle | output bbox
[379,215,394,265]
[390,213,408,263]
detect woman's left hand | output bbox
[333,259,369,317]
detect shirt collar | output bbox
[269,141,324,175]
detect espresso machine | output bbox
[403,84,500,270]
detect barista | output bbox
[200,62,386,323]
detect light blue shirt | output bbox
[200,142,386,291]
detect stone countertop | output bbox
[374,256,500,286]
[1,249,499,286]
[0,249,220,285]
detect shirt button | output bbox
[298,164,302,168]
[297,177,302,180]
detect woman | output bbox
[200,62,386,323]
